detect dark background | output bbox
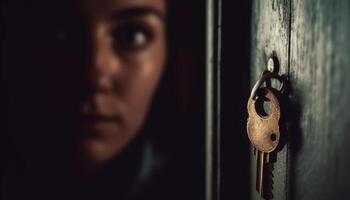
[221,1,251,200]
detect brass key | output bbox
[247,86,281,199]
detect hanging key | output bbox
[247,86,281,199]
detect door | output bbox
[250,0,350,199]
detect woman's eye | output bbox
[111,23,154,52]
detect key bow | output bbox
[247,87,281,153]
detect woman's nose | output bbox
[86,24,121,93]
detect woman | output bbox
[2,0,204,199]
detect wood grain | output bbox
[289,0,350,199]
[250,0,290,199]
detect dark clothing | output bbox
[1,134,202,200]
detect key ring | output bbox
[250,71,286,100]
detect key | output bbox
[247,87,281,199]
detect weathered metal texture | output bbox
[247,87,281,153]
[250,0,290,199]
[288,0,350,199]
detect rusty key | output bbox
[247,86,281,199]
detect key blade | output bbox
[256,151,265,195]
[262,163,274,200]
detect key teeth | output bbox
[263,164,274,200]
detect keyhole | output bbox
[270,133,277,142]
[255,96,272,117]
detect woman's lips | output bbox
[79,114,122,123]
[79,94,124,123]
[78,113,123,138]
[78,95,125,137]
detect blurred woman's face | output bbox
[74,0,166,165]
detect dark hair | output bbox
[142,1,205,153]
